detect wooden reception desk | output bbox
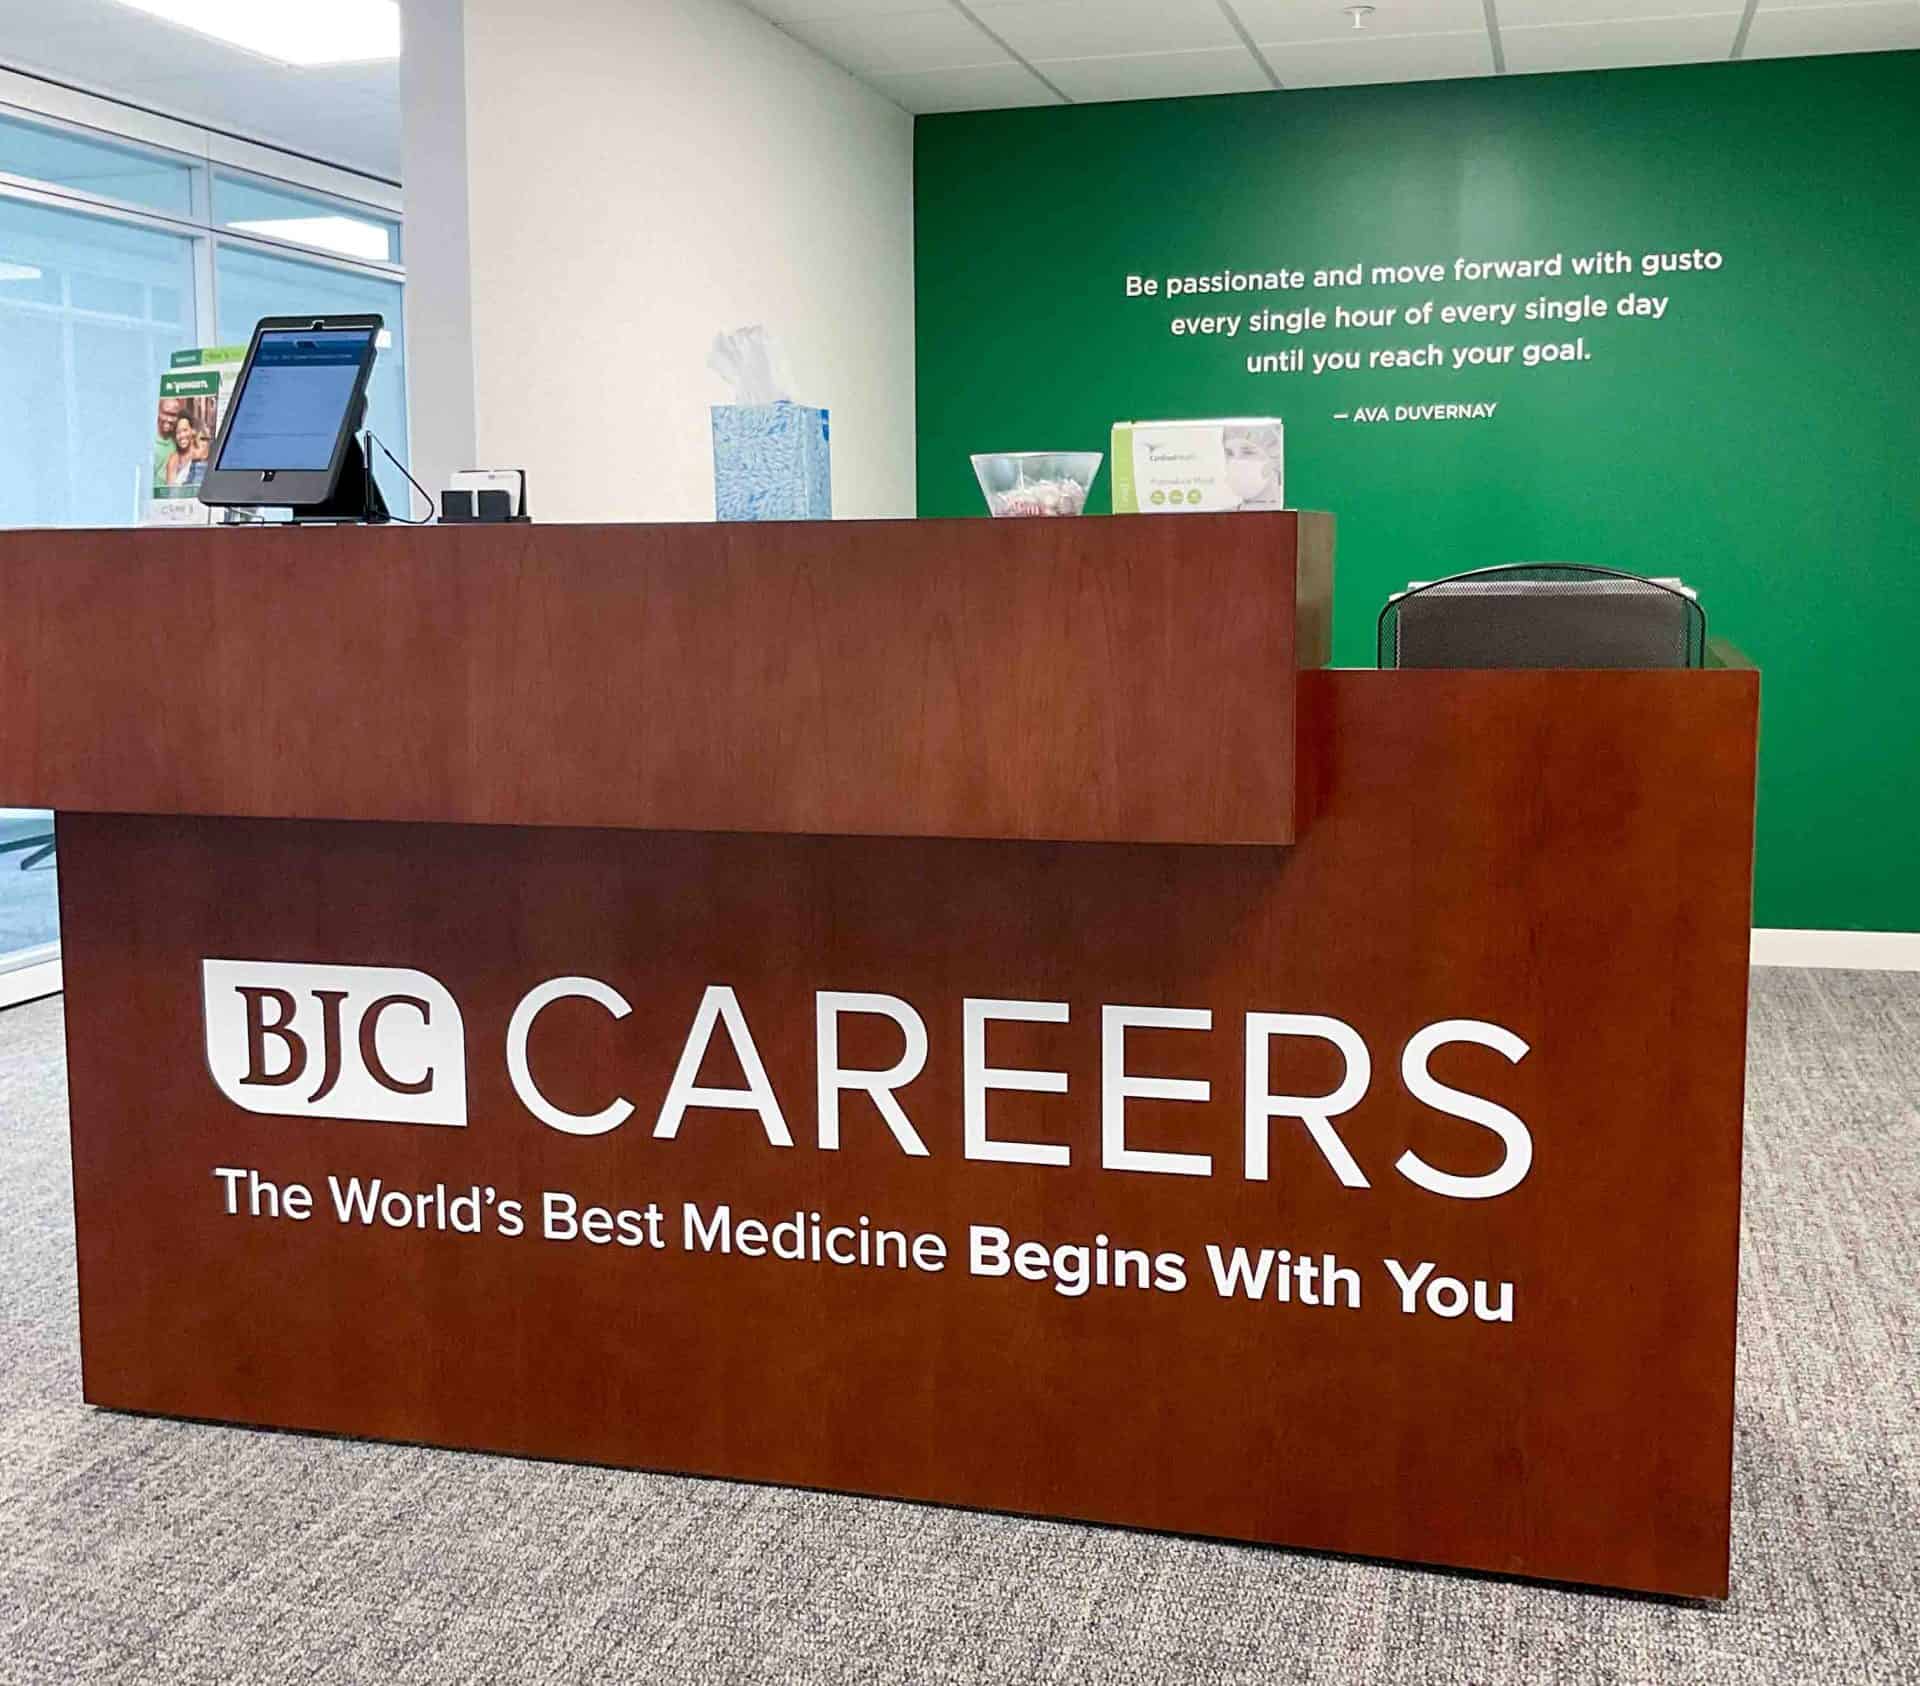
[0,514,1756,1598]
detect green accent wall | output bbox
[914,52,1920,934]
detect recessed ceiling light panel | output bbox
[114,0,400,67]
[228,216,393,262]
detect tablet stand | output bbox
[293,435,390,524]
[293,397,389,525]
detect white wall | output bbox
[402,0,916,522]
[399,0,476,504]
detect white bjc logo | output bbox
[202,960,467,1127]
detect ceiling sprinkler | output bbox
[1345,4,1375,27]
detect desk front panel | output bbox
[57,667,1755,1597]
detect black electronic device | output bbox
[197,314,386,519]
[440,469,529,523]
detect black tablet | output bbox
[198,314,383,509]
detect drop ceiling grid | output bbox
[742,0,1920,112]
[0,2,1911,159]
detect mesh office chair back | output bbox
[1378,564,1706,670]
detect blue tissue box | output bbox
[712,402,832,521]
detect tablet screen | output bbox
[216,327,373,472]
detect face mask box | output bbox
[1110,418,1285,514]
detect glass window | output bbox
[214,173,399,265]
[0,194,197,527]
[216,242,410,513]
[0,111,195,217]
[0,811,58,959]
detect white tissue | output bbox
[708,325,794,407]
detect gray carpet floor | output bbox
[1,971,1915,1685]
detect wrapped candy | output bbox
[970,452,1102,518]
[987,477,1090,518]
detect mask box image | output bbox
[1111,418,1284,514]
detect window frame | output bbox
[212,167,402,268]
[0,71,404,336]
[0,105,201,221]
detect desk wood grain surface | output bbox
[56,660,1757,1598]
[0,515,1329,845]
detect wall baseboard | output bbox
[0,957,62,1010]
[1751,928,1920,971]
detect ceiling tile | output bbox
[1035,46,1273,102]
[869,58,1063,111]
[120,67,400,178]
[1267,29,1496,85]
[0,0,255,93]
[973,0,1241,60]
[1231,0,1489,42]
[169,61,399,105]
[1499,0,1744,21]
[0,0,401,177]
[127,66,398,112]
[1502,14,1747,73]
[777,9,1008,75]
[743,0,952,22]
[1743,3,1920,57]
